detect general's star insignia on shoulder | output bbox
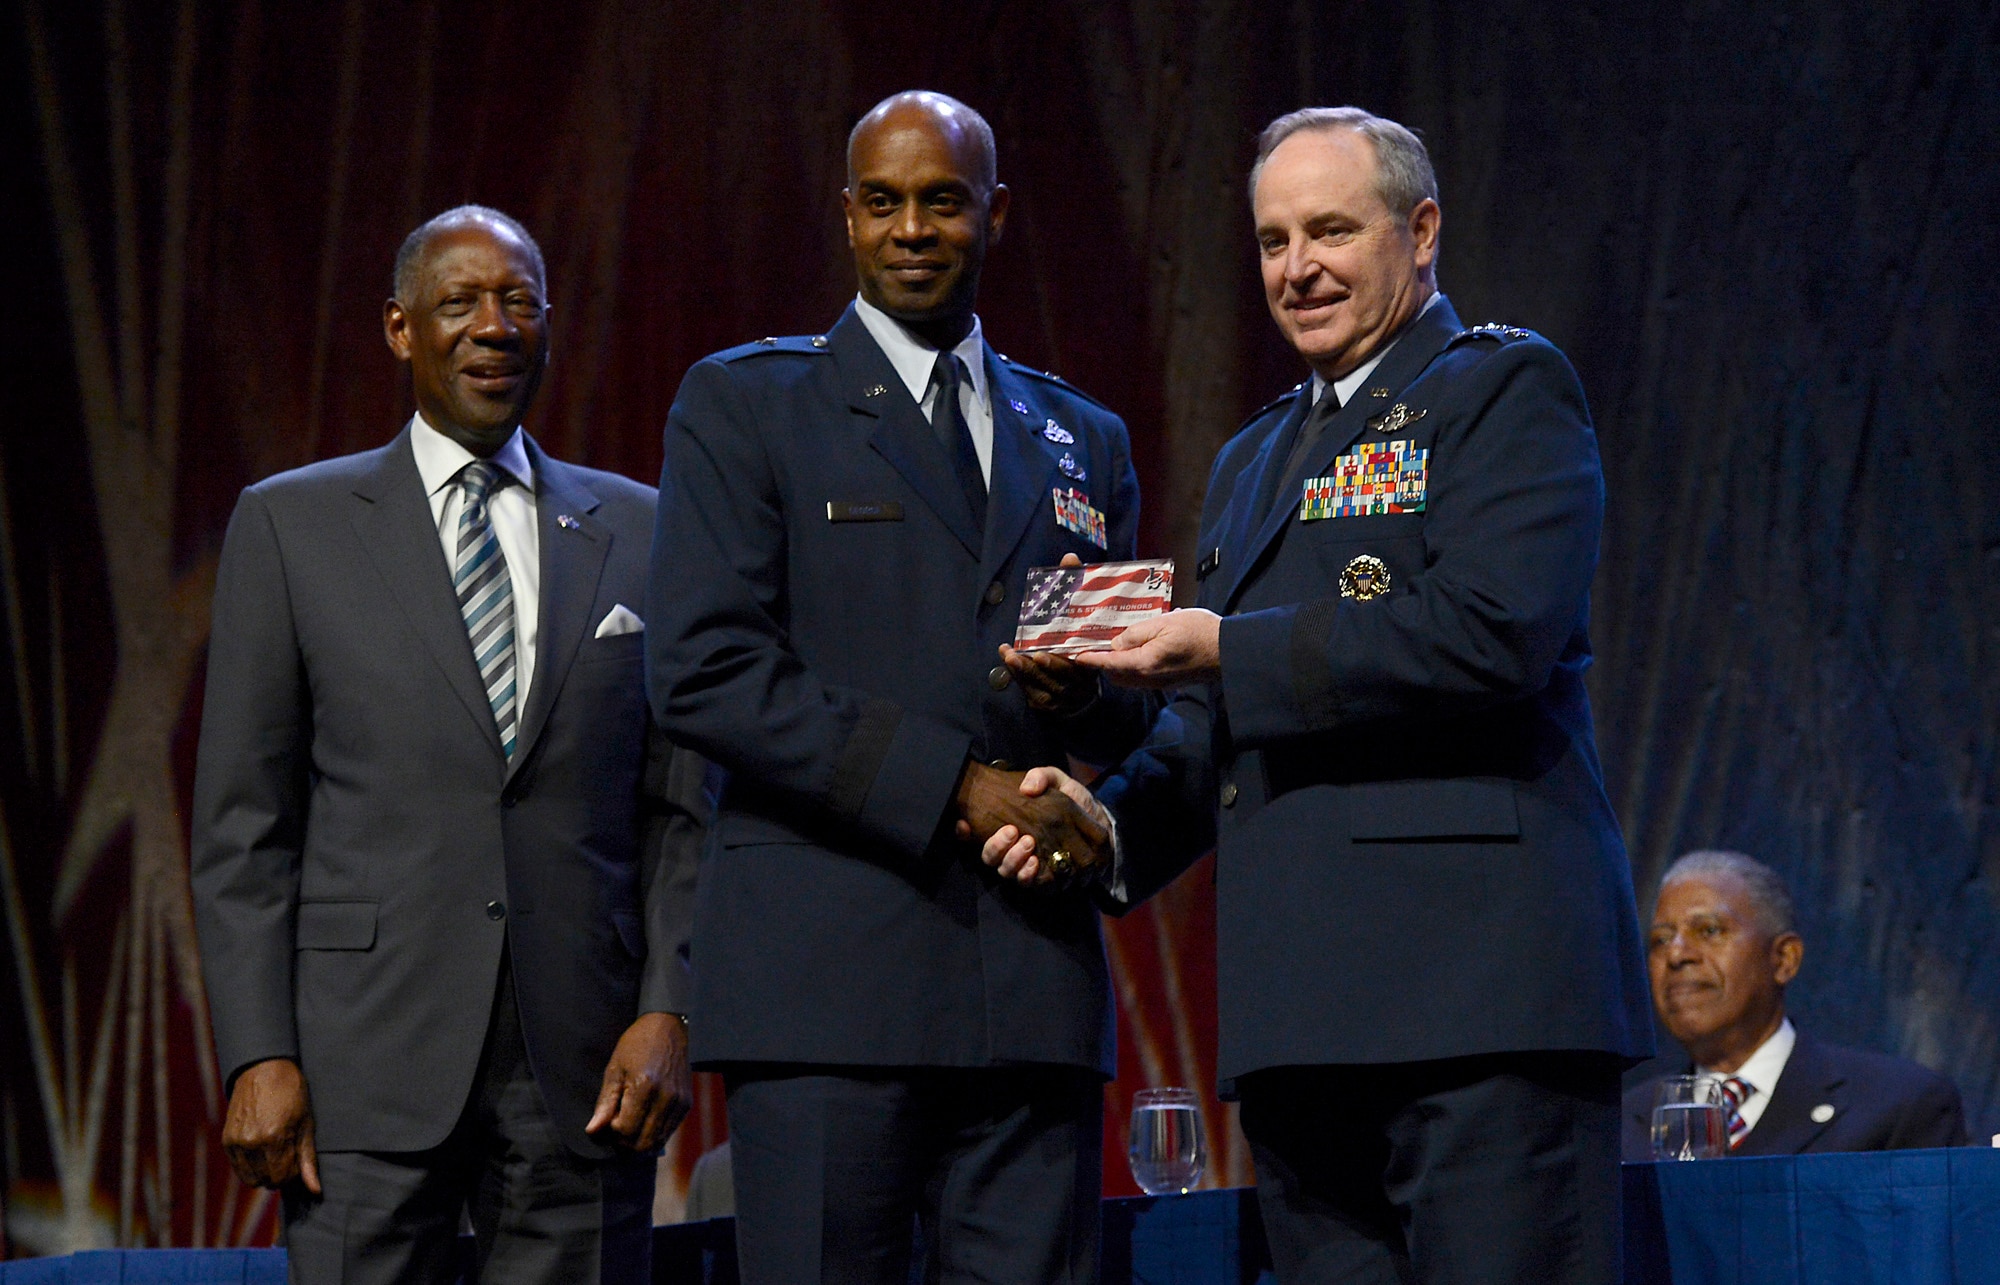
[1466,322,1532,340]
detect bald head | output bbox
[392,205,545,306]
[841,89,1009,349]
[847,91,998,194]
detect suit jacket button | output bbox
[988,665,1012,691]
[1220,782,1239,808]
[983,581,1006,606]
[990,759,1014,772]
[486,900,506,921]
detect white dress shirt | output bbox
[1309,289,1445,408]
[1700,1017,1797,1136]
[409,414,540,718]
[854,295,994,484]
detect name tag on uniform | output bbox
[1300,440,1429,520]
[1052,486,1108,549]
[826,501,904,522]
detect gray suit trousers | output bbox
[282,951,655,1285]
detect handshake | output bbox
[949,625,1115,889]
[942,544,1227,889]
[954,759,1112,889]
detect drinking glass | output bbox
[1128,1087,1206,1195]
[1650,1075,1728,1160]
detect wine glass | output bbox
[1650,1075,1728,1160]
[1128,1087,1206,1195]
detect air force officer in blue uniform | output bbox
[983,108,1654,1283]
[645,92,1146,1283]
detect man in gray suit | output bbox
[191,205,698,1284]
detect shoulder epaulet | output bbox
[1448,322,1539,347]
[715,333,834,363]
[996,353,1112,413]
[1242,381,1308,425]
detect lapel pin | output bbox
[1009,398,1028,414]
[557,514,580,530]
[1369,387,1391,398]
[1810,1103,1836,1123]
[863,384,888,397]
[1043,420,1074,444]
[1057,452,1086,481]
[1367,403,1427,434]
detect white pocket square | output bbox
[594,604,644,639]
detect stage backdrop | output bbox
[3,0,1996,1255]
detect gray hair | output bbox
[1660,850,1797,937]
[847,90,998,193]
[1250,106,1439,215]
[392,205,546,305]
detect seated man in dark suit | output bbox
[1624,850,1967,1159]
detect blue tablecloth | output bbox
[0,1194,1270,1285]
[8,1151,1998,1283]
[1623,1147,2000,1284]
[0,1249,287,1283]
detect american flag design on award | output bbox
[1300,439,1430,520]
[1014,558,1175,654]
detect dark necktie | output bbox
[1275,384,1342,509]
[930,351,988,530]
[454,459,519,759]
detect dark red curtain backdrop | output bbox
[4,0,1997,1255]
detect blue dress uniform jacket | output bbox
[1101,295,1654,1083]
[1622,1032,1969,1159]
[645,304,1148,1075]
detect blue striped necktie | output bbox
[453,459,519,758]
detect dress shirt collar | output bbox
[853,295,989,411]
[1700,1015,1796,1088]
[410,414,535,497]
[1310,288,1444,407]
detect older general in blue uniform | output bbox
[984,107,1654,1283]
[645,92,1148,1283]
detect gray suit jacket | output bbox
[192,427,702,1159]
